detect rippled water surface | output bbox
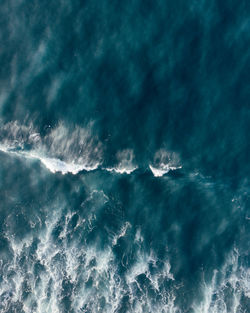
[0,1,249,312]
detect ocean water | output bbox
[0,1,250,312]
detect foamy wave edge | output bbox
[0,145,137,176]
[0,145,182,177]
[149,164,182,177]
[106,166,138,175]
[0,145,99,175]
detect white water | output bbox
[0,121,102,174]
[1,208,247,313]
[149,149,182,177]
[1,123,185,176]
[149,164,182,177]
[0,207,178,313]
[193,248,250,313]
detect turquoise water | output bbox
[0,1,249,312]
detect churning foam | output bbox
[0,121,102,175]
[149,149,182,177]
[29,153,99,175]
[106,166,138,174]
[0,202,178,313]
[0,198,248,313]
[149,164,182,177]
[0,145,99,175]
[0,122,185,177]
[192,248,250,313]
[106,149,138,174]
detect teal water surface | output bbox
[0,1,249,312]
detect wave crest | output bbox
[149,149,182,177]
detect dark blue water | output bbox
[0,1,249,312]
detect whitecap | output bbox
[149,164,182,177]
[36,156,99,175]
[0,144,99,175]
[149,149,182,177]
[0,121,102,175]
[106,165,138,175]
[106,149,138,175]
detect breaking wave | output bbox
[0,205,248,313]
[0,122,183,176]
[149,150,182,177]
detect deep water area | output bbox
[0,1,249,312]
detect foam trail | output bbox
[0,145,99,175]
[0,121,102,174]
[29,152,99,174]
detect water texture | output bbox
[0,1,249,312]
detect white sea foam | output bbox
[149,149,182,177]
[29,153,99,174]
[106,165,138,174]
[0,123,184,177]
[112,221,131,246]
[0,122,138,176]
[192,248,250,313]
[126,249,176,313]
[0,141,137,175]
[149,164,182,177]
[0,145,99,175]
[0,121,38,149]
[106,149,138,174]
[1,202,248,313]
[0,204,178,313]
[0,121,102,174]
[0,143,9,153]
